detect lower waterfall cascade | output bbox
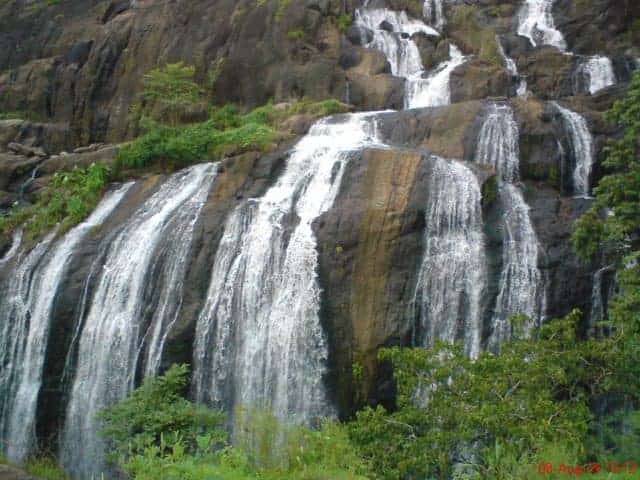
[0,185,131,464]
[410,156,487,359]
[60,163,218,478]
[0,0,629,476]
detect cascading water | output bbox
[355,4,467,109]
[61,163,218,478]
[0,229,23,267]
[405,45,467,108]
[497,36,528,97]
[552,102,594,197]
[0,185,131,464]
[579,56,616,94]
[354,8,438,79]
[517,0,567,51]
[423,0,444,30]
[193,114,384,422]
[410,156,487,359]
[474,104,544,348]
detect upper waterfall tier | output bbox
[355,5,467,109]
[518,0,567,50]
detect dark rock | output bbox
[7,142,47,157]
[305,0,330,15]
[346,25,373,46]
[379,20,394,32]
[39,145,120,174]
[66,40,93,66]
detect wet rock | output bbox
[379,20,394,32]
[346,25,373,46]
[7,142,47,158]
[450,59,512,103]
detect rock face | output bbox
[0,0,637,476]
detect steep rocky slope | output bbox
[0,0,638,477]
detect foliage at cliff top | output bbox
[0,162,110,241]
[115,98,350,172]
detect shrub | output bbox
[0,163,111,240]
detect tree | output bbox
[140,62,204,126]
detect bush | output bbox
[348,310,639,479]
[99,364,226,462]
[100,365,370,480]
[0,162,111,240]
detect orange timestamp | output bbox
[537,461,638,476]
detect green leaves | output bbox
[0,162,111,239]
[349,309,638,479]
[141,62,204,126]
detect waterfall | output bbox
[193,114,384,422]
[497,36,528,97]
[405,45,467,109]
[552,102,594,197]
[411,156,487,359]
[579,56,616,94]
[517,0,567,51]
[475,104,521,182]
[60,163,218,479]
[423,0,444,30]
[355,6,467,109]
[0,185,131,464]
[0,229,23,267]
[354,8,438,79]
[474,104,544,348]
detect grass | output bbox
[23,458,69,480]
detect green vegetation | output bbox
[275,0,292,23]
[23,458,69,480]
[573,71,640,265]
[348,309,639,479]
[116,98,350,172]
[336,13,353,33]
[99,365,370,480]
[0,163,111,240]
[138,62,204,126]
[0,456,68,480]
[287,29,306,41]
